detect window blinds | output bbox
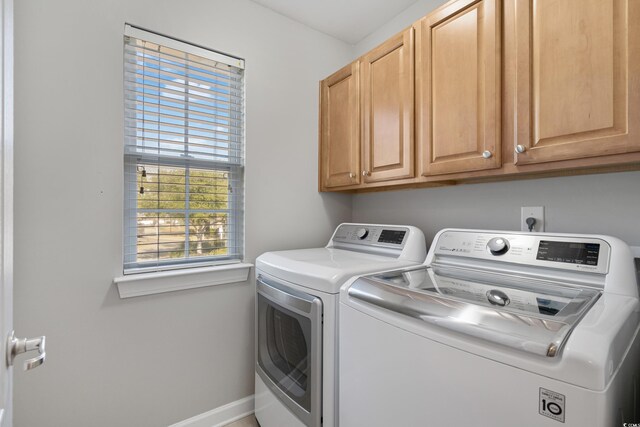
[123,25,245,273]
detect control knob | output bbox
[356,228,369,240]
[487,237,509,255]
[486,289,510,307]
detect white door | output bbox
[0,1,46,425]
[0,0,14,423]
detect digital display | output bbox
[378,230,406,245]
[536,241,600,265]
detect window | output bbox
[123,25,245,274]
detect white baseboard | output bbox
[169,395,255,427]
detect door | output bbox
[319,62,360,189]
[361,28,414,183]
[256,276,322,427]
[0,0,13,423]
[416,0,501,176]
[513,0,640,165]
[0,3,46,425]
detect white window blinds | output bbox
[123,25,245,273]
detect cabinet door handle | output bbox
[362,171,370,176]
[349,172,356,179]
[482,150,493,159]
[515,145,526,154]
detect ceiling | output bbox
[250,0,422,45]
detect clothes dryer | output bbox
[256,223,426,427]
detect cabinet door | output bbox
[319,62,360,189]
[361,28,415,183]
[514,0,640,165]
[416,0,501,176]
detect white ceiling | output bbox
[250,0,422,44]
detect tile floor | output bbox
[224,414,259,427]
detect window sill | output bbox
[113,263,253,298]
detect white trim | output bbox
[1,0,14,425]
[113,263,253,298]
[124,24,245,69]
[169,395,254,427]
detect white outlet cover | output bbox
[521,206,545,232]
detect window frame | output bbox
[123,24,245,275]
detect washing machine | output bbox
[255,223,427,427]
[339,228,640,427]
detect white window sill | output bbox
[113,263,253,298]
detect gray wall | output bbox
[13,0,351,426]
[352,172,640,246]
[354,0,444,56]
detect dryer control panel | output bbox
[328,223,427,263]
[332,224,409,249]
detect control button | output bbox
[486,289,510,307]
[356,228,369,240]
[487,237,510,255]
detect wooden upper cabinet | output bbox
[361,28,415,183]
[319,62,360,189]
[514,0,640,165]
[416,0,501,176]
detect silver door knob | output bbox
[349,172,355,179]
[515,145,526,153]
[482,150,492,159]
[362,171,370,176]
[7,331,46,371]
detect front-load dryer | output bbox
[255,223,426,427]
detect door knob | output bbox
[7,331,46,371]
[515,145,526,153]
[349,172,356,179]
[482,150,492,159]
[362,171,370,176]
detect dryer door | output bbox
[256,275,322,427]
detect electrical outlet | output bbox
[521,206,544,232]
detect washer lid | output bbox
[256,248,420,294]
[349,266,601,357]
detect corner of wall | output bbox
[351,0,445,56]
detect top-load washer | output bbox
[255,223,426,427]
[339,228,640,427]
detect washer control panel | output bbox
[433,230,610,274]
[487,237,510,255]
[332,224,409,249]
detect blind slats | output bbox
[125,99,241,121]
[124,35,243,164]
[125,79,241,111]
[124,29,245,274]
[125,110,241,129]
[123,39,244,74]
[123,65,243,97]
